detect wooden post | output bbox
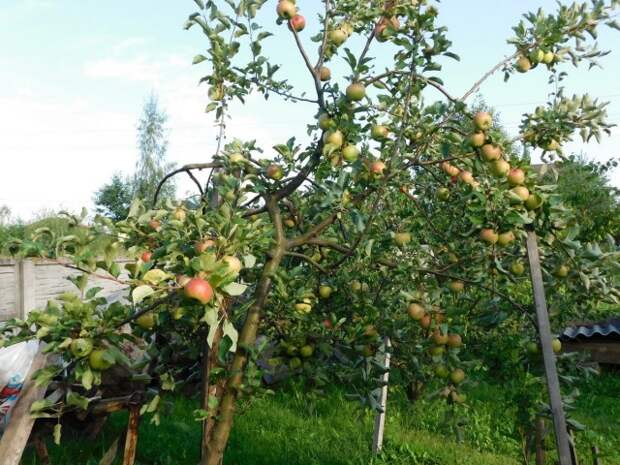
[372,337,391,455]
[122,405,141,465]
[16,259,36,319]
[592,446,601,465]
[525,229,573,465]
[0,347,48,465]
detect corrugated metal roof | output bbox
[561,318,620,340]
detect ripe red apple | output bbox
[141,251,153,262]
[324,129,344,148]
[419,314,432,329]
[184,278,214,304]
[148,219,161,231]
[288,14,305,32]
[433,330,449,345]
[276,0,296,19]
[480,228,499,244]
[342,145,360,163]
[491,159,510,177]
[407,303,425,320]
[266,164,284,180]
[481,144,501,161]
[346,82,366,101]
[473,112,492,131]
[318,66,331,81]
[497,231,515,246]
[370,160,386,175]
[322,319,333,329]
[447,334,462,348]
[441,162,460,177]
[470,132,485,147]
[371,125,389,140]
[507,168,525,186]
[458,170,475,185]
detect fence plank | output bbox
[526,229,573,465]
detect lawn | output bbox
[20,373,619,465]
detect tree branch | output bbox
[154,163,222,205]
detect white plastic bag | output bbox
[0,340,39,433]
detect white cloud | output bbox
[83,56,163,83]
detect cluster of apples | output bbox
[407,302,467,402]
[276,339,316,370]
[276,0,305,32]
[515,48,557,73]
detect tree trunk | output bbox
[201,326,223,463]
[201,248,285,465]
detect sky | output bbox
[1,0,619,221]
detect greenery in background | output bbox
[93,93,176,221]
[20,374,620,465]
[93,173,134,222]
[549,155,620,242]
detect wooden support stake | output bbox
[122,405,141,465]
[592,445,601,465]
[525,229,573,465]
[569,430,580,465]
[372,337,391,455]
[33,435,51,465]
[0,347,48,465]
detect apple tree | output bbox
[2,1,620,464]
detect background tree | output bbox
[549,155,620,242]
[133,93,176,204]
[93,173,133,221]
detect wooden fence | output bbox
[0,259,129,321]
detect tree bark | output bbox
[201,248,285,465]
[201,326,223,463]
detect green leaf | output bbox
[82,368,94,390]
[193,54,208,65]
[143,269,170,285]
[223,320,238,352]
[222,282,248,296]
[132,285,154,304]
[67,392,90,410]
[193,0,205,8]
[243,255,257,268]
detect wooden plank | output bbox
[535,417,546,465]
[526,229,574,465]
[122,405,141,465]
[372,337,391,455]
[0,347,49,465]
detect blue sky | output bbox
[1,0,618,220]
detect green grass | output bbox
[20,373,619,465]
